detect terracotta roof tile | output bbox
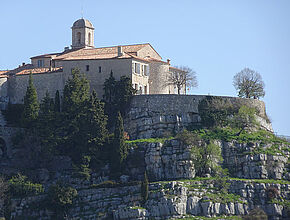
[145,57,169,64]
[169,66,186,72]
[14,67,63,76]
[30,52,61,59]
[0,70,9,75]
[54,43,151,61]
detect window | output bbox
[144,65,149,76]
[141,65,144,75]
[134,63,138,73]
[144,85,148,94]
[37,60,44,68]
[88,33,91,45]
[136,63,140,74]
[77,32,81,44]
[86,65,89,71]
[99,66,102,73]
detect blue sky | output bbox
[0,0,289,135]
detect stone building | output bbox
[0,18,185,106]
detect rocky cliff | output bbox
[1,95,289,220]
[8,138,290,219]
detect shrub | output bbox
[266,187,279,201]
[9,173,44,197]
[176,130,223,177]
[176,129,201,146]
[191,141,223,176]
[230,105,258,135]
[73,156,91,181]
[47,183,77,213]
[198,97,235,128]
[242,207,268,220]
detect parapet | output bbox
[125,94,270,139]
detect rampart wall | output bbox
[124,94,272,139]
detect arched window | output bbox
[77,32,81,44]
[88,33,91,45]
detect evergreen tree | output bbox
[141,171,149,204]
[54,90,61,112]
[103,73,136,128]
[111,112,127,172]
[103,71,117,128]
[60,68,90,161]
[62,68,90,116]
[21,74,39,128]
[37,91,56,151]
[77,91,108,162]
[115,76,137,116]
[103,71,116,106]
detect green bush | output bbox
[242,208,268,220]
[176,130,223,177]
[176,129,201,146]
[73,156,91,181]
[198,97,236,128]
[47,183,77,212]
[9,173,44,197]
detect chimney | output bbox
[167,59,171,65]
[22,62,25,66]
[64,46,70,51]
[118,46,123,57]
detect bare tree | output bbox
[233,68,265,99]
[164,66,198,95]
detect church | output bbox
[0,18,185,107]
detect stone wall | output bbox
[10,179,290,219]
[7,71,67,104]
[148,61,170,94]
[125,95,272,139]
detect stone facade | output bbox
[8,71,66,104]
[0,18,187,106]
[124,94,272,139]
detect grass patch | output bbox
[153,177,290,185]
[131,206,146,210]
[172,215,242,220]
[203,192,246,204]
[194,128,289,145]
[126,137,174,144]
[270,199,290,208]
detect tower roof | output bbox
[72,18,94,29]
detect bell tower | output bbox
[71,18,94,49]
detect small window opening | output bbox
[77,32,81,44]
[88,33,91,45]
[86,65,90,71]
[99,66,102,73]
[37,60,43,68]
